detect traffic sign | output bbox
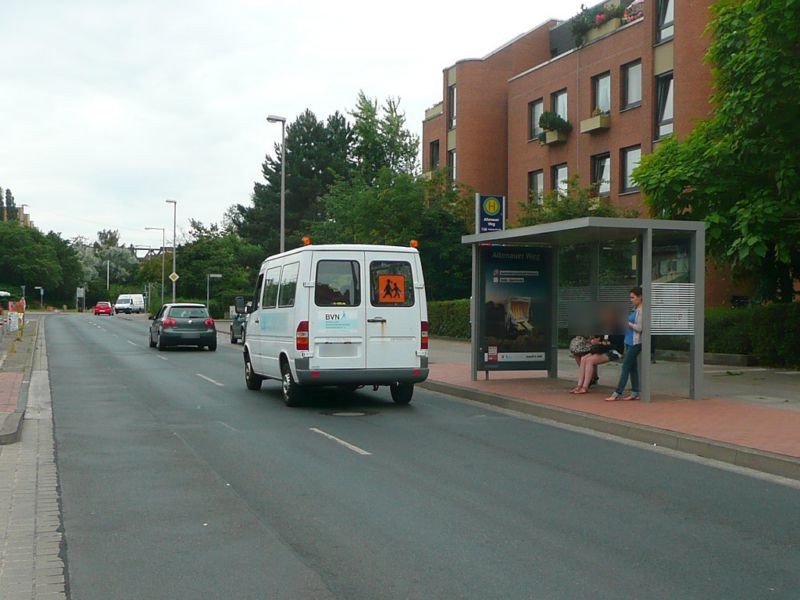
[169,272,179,282]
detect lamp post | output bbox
[165,199,177,302]
[145,226,166,306]
[206,273,222,312]
[34,286,44,309]
[267,114,287,253]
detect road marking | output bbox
[127,340,137,346]
[157,356,168,361]
[309,427,371,456]
[777,371,800,376]
[216,420,239,432]
[196,373,224,387]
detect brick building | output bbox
[421,0,744,304]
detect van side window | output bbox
[262,266,281,309]
[370,261,415,307]
[315,260,360,306]
[251,273,264,311]
[278,262,299,308]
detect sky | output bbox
[1,0,586,251]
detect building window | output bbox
[552,89,568,121]
[591,154,611,196]
[447,84,457,129]
[622,60,642,109]
[552,163,568,196]
[592,73,611,114]
[528,170,544,204]
[447,149,457,182]
[429,140,440,170]
[657,0,674,42]
[621,146,642,192]
[528,99,544,140]
[656,72,674,138]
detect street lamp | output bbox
[34,286,44,309]
[206,273,222,312]
[165,199,177,302]
[145,226,166,306]
[267,114,287,253]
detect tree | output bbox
[230,110,353,255]
[634,0,800,302]
[310,168,472,300]
[350,91,419,183]
[95,229,122,249]
[516,175,637,226]
[5,189,16,221]
[0,221,64,297]
[0,187,5,221]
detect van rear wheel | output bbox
[281,363,302,407]
[390,382,414,405]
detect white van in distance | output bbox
[114,293,146,314]
[235,244,429,406]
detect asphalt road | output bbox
[48,313,800,600]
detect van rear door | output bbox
[365,251,421,369]
[310,251,366,370]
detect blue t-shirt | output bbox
[624,309,636,346]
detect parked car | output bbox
[93,301,113,316]
[229,311,247,344]
[148,303,217,351]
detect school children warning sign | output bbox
[378,275,405,303]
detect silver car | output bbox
[148,303,217,351]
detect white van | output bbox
[114,293,146,314]
[235,244,429,406]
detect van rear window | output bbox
[370,261,415,307]
[315,261,360,306]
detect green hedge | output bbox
[428,299,471,339]
[428,299,800,367]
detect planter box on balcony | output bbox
[586,18,623,43]
[543,129,569,145]
[580,114,611,133]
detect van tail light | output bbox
[204,318,215,327]
[421,321,429,350]
[162,317,177,327]
[296,321,309,351]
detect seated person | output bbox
[571,333,623,394]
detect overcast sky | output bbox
[1,0,585,250]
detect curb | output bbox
[0,411,24,444]
[420,379,800,482]
[0,319,41,445]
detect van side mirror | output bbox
[234,296,247,314]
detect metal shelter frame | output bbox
[462,217,707,403]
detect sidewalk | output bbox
[0,317,38,444]
[422,338,800,481]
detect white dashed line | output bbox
[127,340,137,346]
[309,427,371,456]
[216,421,239,432]
[196,373,224,387]
[157,356,168,361]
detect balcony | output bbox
[580,114,611,134]
[542,129,569,145]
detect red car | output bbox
[94,301,113,316]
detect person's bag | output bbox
[569,336,592,355]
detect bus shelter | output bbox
[462,217,706,403]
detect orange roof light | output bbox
[409,239,419,248]
[302,236,312,246]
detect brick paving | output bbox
[0,316,67,599]
[429,363,800,459]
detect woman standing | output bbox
[605,287,643,401]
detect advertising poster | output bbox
[479,246,551,370]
